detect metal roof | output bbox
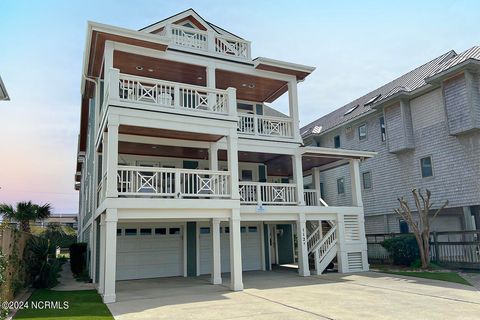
[430,46,480,75]
[302,50,457,137]
[0,76,9,101]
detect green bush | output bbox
[69,243,87,276]
[42,223,77,249]
[24,237,60,288]
[381,234,420,266]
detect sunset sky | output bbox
[1,0,479,213]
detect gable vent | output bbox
[347,252,363,271]
[344,215,360,241]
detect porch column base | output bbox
[296,213,310,277]
[102,294,116,304]
[229,210,244,291]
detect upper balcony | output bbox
[158,24,251,61]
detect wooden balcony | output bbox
[237,114,294,139]
[159,24,251,60]
[239,182,297,205]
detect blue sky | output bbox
[0,0,479,213]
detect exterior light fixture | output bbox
[136,66,144,71]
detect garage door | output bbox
[199,223,262,275]
[116,225,183,280]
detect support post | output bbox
[349,159,363,207]
[106,116,119,198]
[313,167,321,206]
[227,87,237,116]
[211,218,222,285]
[98,215,106,294]
[288,79,300,141]
[292,153,305,206]
[296,213,310,276]
[206,64,216,111]
[227,131,239,199]
[336,213,348,273]
[209,142,218,171]
[229,209,243,291]
[103,208,117,303]
[91,221,97,283]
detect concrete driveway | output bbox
[108,269,480,320]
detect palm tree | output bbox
[0,201,52,232]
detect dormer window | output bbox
[344,105,358,116]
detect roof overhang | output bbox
[81,21,170,96]
[425,58,480,84]
[254,57,315,81]
[0,76,9,101]
[300,146,376,160]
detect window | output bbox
[379,116,386,142]
[241,170,253,181]
[358,124,367,140]
[420,156,433,178]
[365,94,381,106]
[240,226,246,233]
[337,178,345,194]
[399,220,409,234]
[334,135,341,148]
[320,182,325,199]
[248,226,258,233]
[125,228,137,236]
[200,227,211,234]
[344,105,358,116]
[140,228,152,235]
[155,228,166,235]
[362,172,372,189]
[117,229,122,236]
[169,228,181,235]
[224,227,230,234]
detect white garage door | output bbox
[116,225,183,280]
[199,223,262,275]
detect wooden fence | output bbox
[367,230,480,269]
[0,228,32,302]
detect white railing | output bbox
[118,73,230,114]
[237,114,294,138]
[239,182,297,205]
[304,190,329,207]
[170,24,208,51]
[116,166,231,198]
[215,34,250,59]
[316,226,337,257]
[163,24,251,60]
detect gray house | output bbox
[302,47,480,234]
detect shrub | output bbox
[42,223,77,249]
[381,234,420,266]
[24,237,60,288]
[69,243,87,276]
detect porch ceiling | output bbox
[119,125,224,142]
[215,69,287,103]
[113,51,207,86]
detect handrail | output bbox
[311,226,337,254]
[238,181,295,187]
[117,165,229,176]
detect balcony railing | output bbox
[160,24,251,60]
[304,189,328,207]
[239,182,297,205]
[117,73,231,115]
[238,114,294,138]
[117,166,231,198]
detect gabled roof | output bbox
[0,76,9,101]
[301,48,477,137]
[139,8,245,40]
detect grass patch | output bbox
[382,271,471,286]
[15,289,113,320]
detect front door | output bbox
[269,225,277,264]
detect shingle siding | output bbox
[443,73,475,134]
[313,88,480,233]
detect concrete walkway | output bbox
[52,261,95,291]
[107,269,480,320]
[461,272,480,291]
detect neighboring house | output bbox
[35,214,78,230]
[75,9,374,303]
[302,47,480,235]
[0,76,9,101]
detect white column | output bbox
[98,215,106,294]
[227,87,237,116]
[209,142,218,171]
[288,79,301,140]
[336,213,348,273]
[292,153,305,206]
[88,224,94,279]
[211,218,222,285]
[349,159,363,207]
[227,131,239,199]
[103,208,117,303]
[313,167,321,206]
[106,116,119,198]
[206,64,216,110]
[91,221,97,283]
[229,209,243,291]
[296,213,310,276]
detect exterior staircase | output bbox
[306,220,337,274]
